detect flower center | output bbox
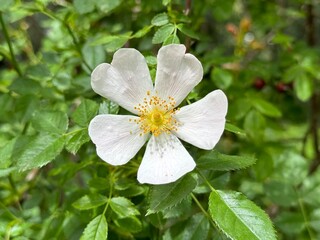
[131,91,179,136]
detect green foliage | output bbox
[1,0,319,239]
[209,190,277,240]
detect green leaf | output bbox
[73,194,108,210]
[152,24,175,44]
[176,213,210,240]
[252,98,282,118]
[82,43,105,70]
[98,100,119,114]
[177,24,199,40]
[147,174,197,214]
[114,216,142,233]
[225,123,246,136]
[131,25,153,38]
[197,151,256,171]
[65,129,90,154]
[110,197,140,218]
[74,0,95,14]
[80,214,108,240]
[31,110,69,134]
[151,13,169,26]
[94,0,122,13]
[264,180,297,207]
[0,0,14,10]
[243,110,266,140]
[25,63,52,81]
[294,72,313,102]
[14,133,65,171]
[72,99,99,127]
[163,34,180,45]
[275,212,305,235]
[209,190,276,240]
[0,138,17,168]
[211,67,233,90]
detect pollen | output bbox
[131,91,179,136]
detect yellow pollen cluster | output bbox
[131,91,179,136]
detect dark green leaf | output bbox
[82,43,105,70]
[73,194,108,210]
[275,212,305,235]
[80,214,108,240]
[152,24,175,44]
[110,197,140,218]
[114,216,142,233]
[197,151,256,171]
[264,181,297,207]
[151,13,169,26]
[209,190,276,240]
[14,133,66,171]
[177,24,199,40]
[31,110,68,134]
[72,99,99,127]
[147,174,197,214]
[176,213,210,240]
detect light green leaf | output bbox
[98,100,119,114]
[197,151,256,171]
[14,133,65,171]
[225,123,246,136]
[74,0,95,14]
[152,24,175,44]
[294,72,313,102]
[252,98,282,118]
[65,129,90,154]
[32,110,68,134]
[110,197,140,218]
[94,0,122,13]
[131,25,153,38]
[211,67,233,90]
[177,24,199,40]
[72,99,99,127]
[25,64,52,81]
[147,174,197,214]
[73,194,108,210]
[243,110,266,140]
[80,214,108,240]
[209,190,277,240]
[151,13,169,26]
[0,0,14,10]
[264,181,297,207]
[163,34,180,45]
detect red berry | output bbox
[253,78,266,90]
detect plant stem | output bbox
[305,2,320,174]
[191,193,217,229]
[0,12,22,76]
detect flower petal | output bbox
[91,48,153,114]
[154,44,203,107]
[174,90,228,150]
[88,114,148,165]
[137,134,196,185]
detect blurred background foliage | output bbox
[0,0,320,239]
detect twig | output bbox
[305,3,320,174]
[0,12,22,76]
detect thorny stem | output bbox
[305,3,320,175]
[0,12,23,76]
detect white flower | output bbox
[88,44,228,185]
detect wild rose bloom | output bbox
[88,44,228,185]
